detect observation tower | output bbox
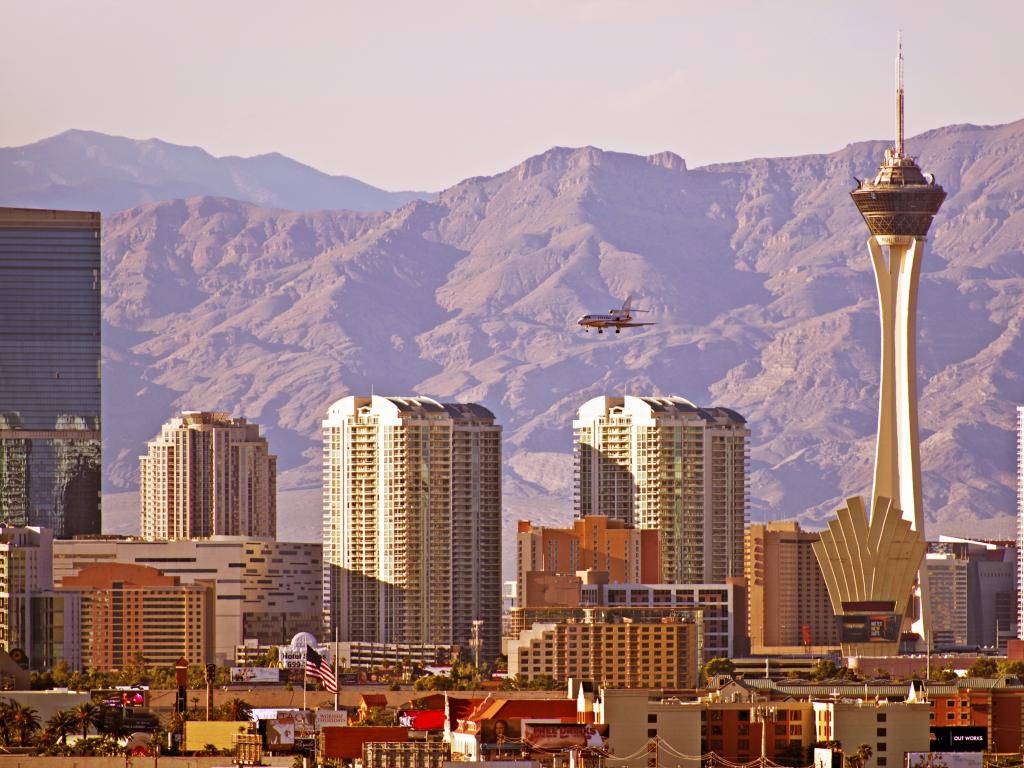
[814,34,945,655]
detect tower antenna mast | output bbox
[895,30,904,157]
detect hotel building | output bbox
[323,396,502,659]
[745,521,837,652]
[139,411,277,540]
[507,618,698,688]
[573,396,748,584]
[53,536,321,664]
[63,563,209,669]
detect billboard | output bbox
[184,721,250,751]
[268,710,315,748]
[481,718,522,746]
[522,723,608,750]
[907,753,984,768]
[230,667,281,683]
[930,727,987,752]
[839,613,900,643]
[316,709,349,730]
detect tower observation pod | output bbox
[813,33,945,656]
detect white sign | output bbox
[316,710,349,730]
[230,667,280,683]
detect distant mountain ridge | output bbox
[0,129,430,214]
[52,119,1024,553]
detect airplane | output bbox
[577,295,655,334]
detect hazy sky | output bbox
[2,0,1020,191]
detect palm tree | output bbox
[47,709,77,744]
[11,703,41,746]
[0,700,14,746]
[847,743,874,768]
[73,701,101,739]
[220,698,252,722]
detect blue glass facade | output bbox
[0,208,101,536]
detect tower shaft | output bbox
[868,235,930,640]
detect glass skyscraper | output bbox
[0,208,101,537]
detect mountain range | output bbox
[0,130,428,214]
[8,123,1024,558]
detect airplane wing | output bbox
[617,322,656,327]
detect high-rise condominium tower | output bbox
[323,396,502,660]
[139,411,277,540]
[573,395,748,584]
[0,208,101,538]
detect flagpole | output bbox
[303,654,308,712]
[334,626,340,711]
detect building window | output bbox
[648,714,657,723]
[878,760,887,767]
[876,713,886,722]
[648,729,657,738]
[877,728,886,737]
[877,743,886,752]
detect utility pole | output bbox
[752,705,777,765]
[205,663,216,721]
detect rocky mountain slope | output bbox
[98,120,1024,547]
[0,130,428,214]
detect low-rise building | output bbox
[595,689,703,768]
[508,618,697,688]
[53,536,321,664]
[508,580,745,661]
[334,641,451,670]
[813,700,930,768]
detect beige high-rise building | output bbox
[574,396,749,584]
[746,521,837,652]
[139,411,276,540]
[322,396,502,660]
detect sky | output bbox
[2,0,1021,191]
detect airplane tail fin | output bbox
[622,294,633,314]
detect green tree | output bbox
[51,660,71,688]
[966,658,999,678]
[846,743,873,768]
[357,707,394,727]
[0,700,14,746]
[929,667,958,683]
[701,657,735,681]
[220,698,252,722]
[47,710,77,744]
[998,660,1024,678]
[73,701,101,739]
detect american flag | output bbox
[304,645,338,693]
